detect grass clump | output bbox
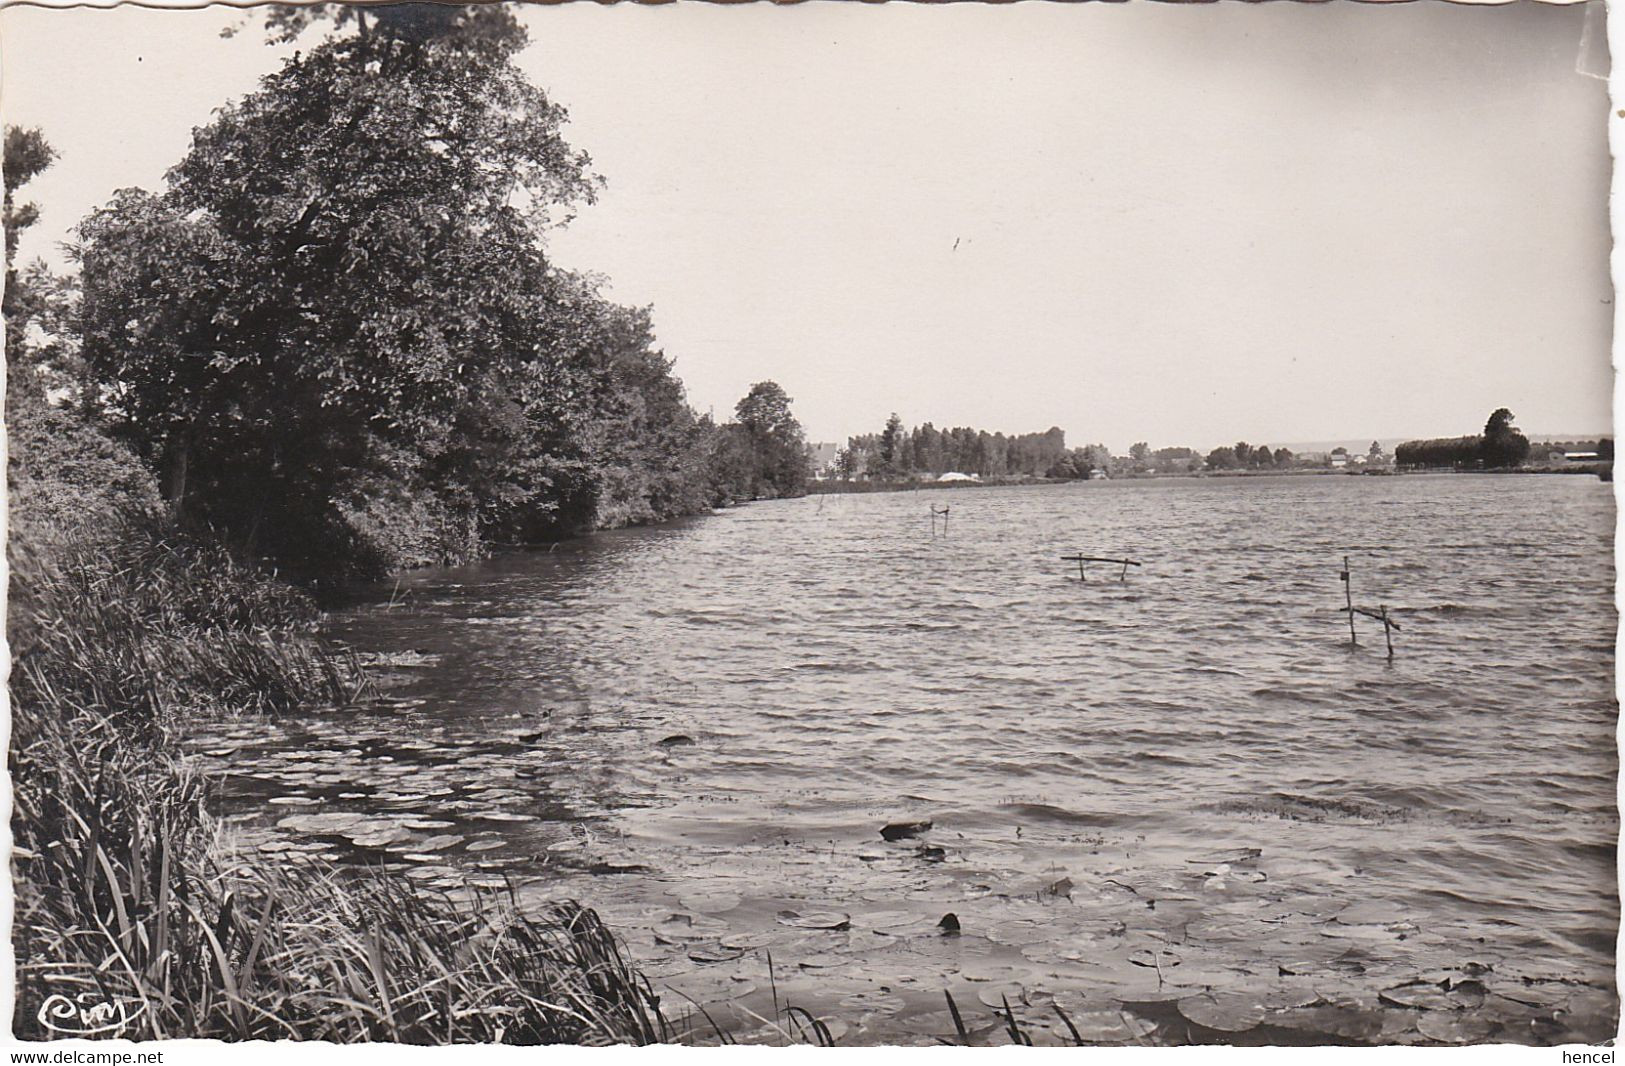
[10,429,668,1042]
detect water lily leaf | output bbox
[678,892,742,915]
[268,795,320,806]
[1178,993,1266,1032]
[1269,1005,1383,1042]
[1447,980,1488,1009]
[976,985,1027,1009]
[404,865,458,881]
[348,828,411,848]
[654,913,727,944]
[797,953,847,969]
[1055,1010,1157,1043]
[687,942,745,964]
[412,834,465,852]
[465,839,506,852]
[776,909,851,930]
[470,811,538,822]
[1416,1012,1495,1044]
[1379,981,1455,1010]
[256,840,300,853]
[1262,984,1325,1010]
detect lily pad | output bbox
[678,892,743,915]
[976,985,1028,1009]
[655,912,727,944]
[776,909,851,930]
[1054,1009,1157,1043]
[349,828,411,848]
[1416,1012,1496,1044]
[1269,1006,1382,1043]
[1378,980,1455,1011]
[687,942,745,964]
[412,834,466,852]
[1178,993,1266,1032]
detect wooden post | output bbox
[1380,604,1393,659]
[1341,556,1357,645]
[1078,557,1087,582]
[1120,559,1129,582]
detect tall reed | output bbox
[11,508,666,1043]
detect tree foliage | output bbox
[708,381,810,500]
[1481,407,1531,468]
[1395,408,1531,470]
[837,418,1068,480]
[72,6,724,578]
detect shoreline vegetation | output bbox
[6,6,806,1045]
[808,410,1610,494]
[3,4,1612,1047]
[804,462,1614,497]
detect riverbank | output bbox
[7,427,669,1043]
[804,463,1612,498]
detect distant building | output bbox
[807,442,841,477]
[936,471,980,482]
[1556,450,1601,462]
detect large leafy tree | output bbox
[75,5,616,576]
[1481,407,1531,469]
[4,126,78,413]
[731,381,809,499]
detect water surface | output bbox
[192,474,1619,1045]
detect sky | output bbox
[1,1,1614,451]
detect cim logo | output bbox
[35,992,145,1036]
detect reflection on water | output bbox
[191,474,1618,1044]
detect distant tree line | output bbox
[1203,442,1297,471]
[835,418,1070,480]
[6,7,808,582]
[1395,409,1534,470]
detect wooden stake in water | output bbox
[1341,555,1357,645]
[1060,555,1141,583]
[931,505,950,537]
[1340,602,1402,656]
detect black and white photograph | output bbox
[1,0,1618,1052]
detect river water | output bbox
[191,474,1619,1045]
